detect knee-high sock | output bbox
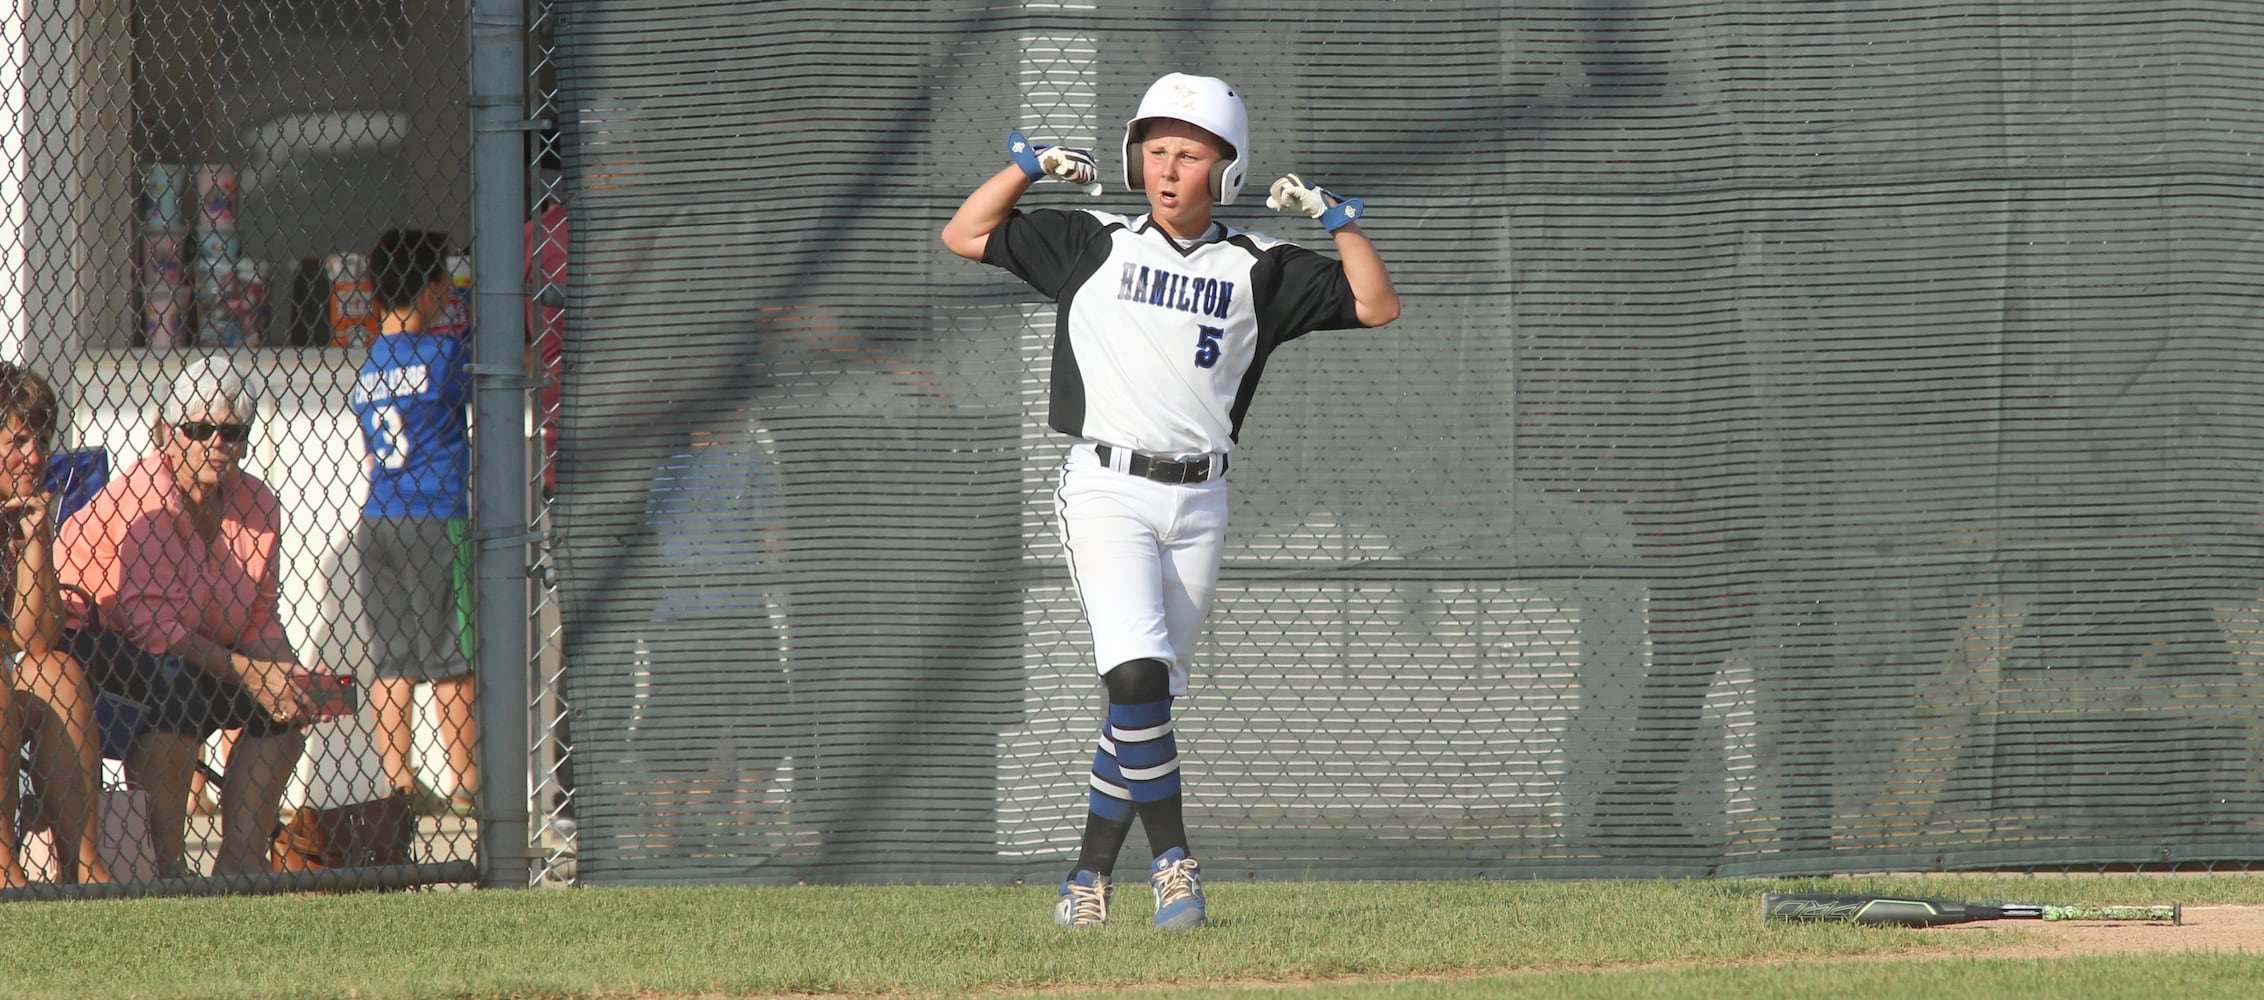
[1073,728,1137,878]
[1073,659,1180,875]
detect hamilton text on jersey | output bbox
[1118,263,1234,320]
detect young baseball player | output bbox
[942,72,1400,928]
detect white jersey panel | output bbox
[981,206,1359,455]
[1064,216,1275,456]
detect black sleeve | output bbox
[1253,242,1363,344]
[982,208,1106,300]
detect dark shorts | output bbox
[61,626,296,742]
[354,516,476,681]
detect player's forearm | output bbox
[941,165,1036,261]
[1333,226,1402,327]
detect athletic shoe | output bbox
[1054,869,1111,928]
[1149,848,1207,929]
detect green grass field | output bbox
[0,875,2256,998]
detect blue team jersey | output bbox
[351,332,471,518]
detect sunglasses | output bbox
[176,421,252,444]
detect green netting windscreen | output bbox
[551,1,2264,883]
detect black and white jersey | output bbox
[984,208,1364,456]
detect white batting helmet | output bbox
[1122,73,1250,206]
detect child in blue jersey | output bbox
[349,228,478,814]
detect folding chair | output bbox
[43,446,107,526]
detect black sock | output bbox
[1073,811,1134,877]
[1139,796,1188,860]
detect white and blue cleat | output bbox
[1149,848,1207,929]
[1054,869,1111,928]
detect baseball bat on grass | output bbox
[1763,892,2180,927]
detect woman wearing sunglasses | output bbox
[55,355,323,877]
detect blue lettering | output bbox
[1122,269,1237,320]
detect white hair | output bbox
[163,354,261,425]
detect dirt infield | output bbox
[1942,904,2263,958]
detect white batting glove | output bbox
[1009,130,1101,194]
[1267,174,1367,233]
[1266,174,1329,217]
[1037,145,1098,187]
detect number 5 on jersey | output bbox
[361,405,409,470]
[1194,325,1223,369]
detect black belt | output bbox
[1095,445,1226,485]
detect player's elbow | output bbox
[1357,293,1402,328]
[940,225,988,262]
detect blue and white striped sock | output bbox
[1091,697,1180,808]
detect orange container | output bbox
[327,252,379,347]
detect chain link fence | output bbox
[525,0,573,886]
[4,0,493,897]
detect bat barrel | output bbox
[1761,892,1985,927]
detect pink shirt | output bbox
[56,452,287,655]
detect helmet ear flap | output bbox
[1124,121,1145,193]
[1210,158,1247,206]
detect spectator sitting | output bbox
[56,355,324,877]
[2,361,112,886]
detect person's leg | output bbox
[359,515,425,800]
[1057,480,1171,861]
[1052,465,1178,926]
[0,673,26,888]
[1144,505,1223,861]
[372,676,420,797]
[74,628,212,878]
[12,648,112,883]
[187,729,237,816]
[1142,480,1225,929]
[434,673,477,807]
[125,731,199,877]
[1088,656,1178,862]
[213,729,306,875]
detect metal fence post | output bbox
[469,0,533,888]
